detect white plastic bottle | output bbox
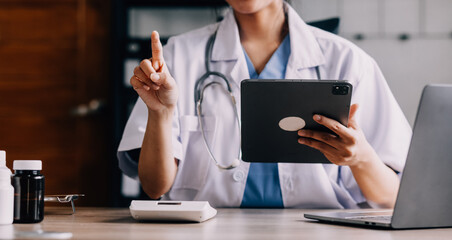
[0,150,14,225]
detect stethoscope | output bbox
[195,30,321,170]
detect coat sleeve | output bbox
[116,37,183,179]
[339,55,412,207]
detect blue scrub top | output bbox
[240,35,291,208]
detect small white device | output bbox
[129,200,217,223]
[0,150,14,225]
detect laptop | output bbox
[304,84,452,229]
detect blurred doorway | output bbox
[0,0,112,206]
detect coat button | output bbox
[233,170,245,182]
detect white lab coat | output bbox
[118,4,412,208]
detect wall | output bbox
[293,0,452,125]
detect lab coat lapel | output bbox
[211,9,249,87]
[207,9,250,206]
[284,3,326,79]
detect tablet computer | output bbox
[240,80,352,164]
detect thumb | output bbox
[348,103,359,128]
[150,72,175,90]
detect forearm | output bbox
[138,108,178,199]
[297,107,400,208]
[349,148,399,208]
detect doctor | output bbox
[118,0,412,208]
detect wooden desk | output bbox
[7,207,452,239]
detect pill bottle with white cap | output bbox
[12,160,45,223]
[0,150,14,225]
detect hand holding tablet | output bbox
[241,79,353,164]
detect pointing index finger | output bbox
[151,31,164,71]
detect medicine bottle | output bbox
[0,151,14,225]
[12,160,45,223]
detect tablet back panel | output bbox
[241,80,352,163]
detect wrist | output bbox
[349,145,380,171]
[147,106,175,123]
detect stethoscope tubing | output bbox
[194,29,321,170]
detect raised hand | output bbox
[130,31,178,112]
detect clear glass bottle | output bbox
[12,160,45,223]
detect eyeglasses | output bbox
[44,194,85,214]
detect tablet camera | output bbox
[332,85,349,95]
